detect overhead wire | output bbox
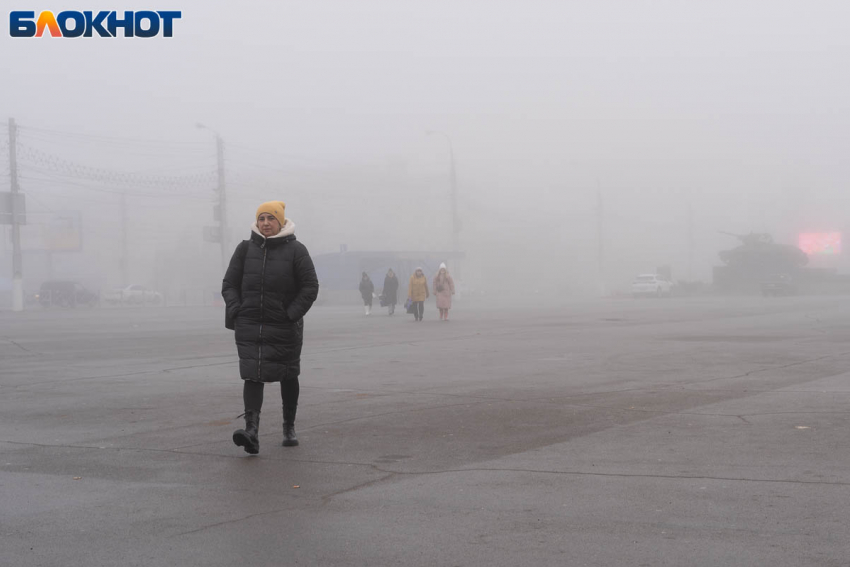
[25,187,124,206]
[6,123,235,265]
[23,190,56,213]
[18,161,210,190]
[19,124,212,149]
[225,142,340,166]
[16,144,218,189]
[19,173,214,201]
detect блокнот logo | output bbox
[9,11,182,38]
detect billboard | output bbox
[19,212,82,252]
[798,232,841,256]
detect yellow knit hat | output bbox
[256,201,286,222]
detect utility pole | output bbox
[448,142,459,255]
[596,181,605,297]
[426,131,460,253]
[196,123,228,273]
[121,191,127,286]
[426,127,461,297]
[9,118,23,312]
[687,201,694,281]
[216,133,227,273]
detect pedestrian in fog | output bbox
[359,272,375,315]
[222,201,319,455]
[408,267,429,322]
[433,262,455,320]
[382,268,399,315]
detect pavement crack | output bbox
[173,508,291,537]
[300,400,494,432]
[0,439,255,460]
[6,441,849,489]
[369,466,850,487]
[321,472,397,503]
[2,440,108,450]
[679,351,850,388]
[736,410,850,417]
[12,361,236,389]
[302,331,502,357]
[2,338,36,353]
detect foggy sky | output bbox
[2,1,849,295]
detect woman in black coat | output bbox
[359,272,374,316]
[222,201,319,455]
[382,269,399,316]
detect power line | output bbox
[42,157,214,176]
[225,142,340,166]
[20,137,213,162]
[19,124,212,150]
[16,144,218,188]
[19,173,214,201]
[23,190,56,213]
[18,131,214,161]
[26,187,124,206]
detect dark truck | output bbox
[36,280,99,308]
[761,274,797,297]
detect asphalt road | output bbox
[2,296,849,566]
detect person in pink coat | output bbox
[432,263,455,321]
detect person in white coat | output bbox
[432,263,455,321]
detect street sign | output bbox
[203,225,221,243]
[0,192,26,225]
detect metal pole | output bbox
[121,191,127,286]
[427,131,460,253]
[9,118,23,312]
[597,181,605,297]
[448,140,459,254]
[688,201,694,281]
[216,134,227,273]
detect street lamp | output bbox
[197,123,228,272]
[426,130,460,254]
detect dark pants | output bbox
[243,378,300,413]
[414,301,425,320]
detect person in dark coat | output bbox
[222,200,319,455]
[359,272,374,316]
[382,269,399,316]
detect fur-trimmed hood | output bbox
[251,218,296,239]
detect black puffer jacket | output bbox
[359,277,374,301]
[382,274,399,305]
[222,224,319,383]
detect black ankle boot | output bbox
[233,410,260,454]
[282,405,299,447]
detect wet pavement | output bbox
[2,296,849,566]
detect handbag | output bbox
[405,297,415,314]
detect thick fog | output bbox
[2,1,849,304]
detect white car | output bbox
[104,284,163,305]
[631,274,673,298]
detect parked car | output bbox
[761,274,797,297]
[36,280,99,308]
[103,284,163,305]
[631,274,673,298]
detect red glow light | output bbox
[798,232,841,256]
